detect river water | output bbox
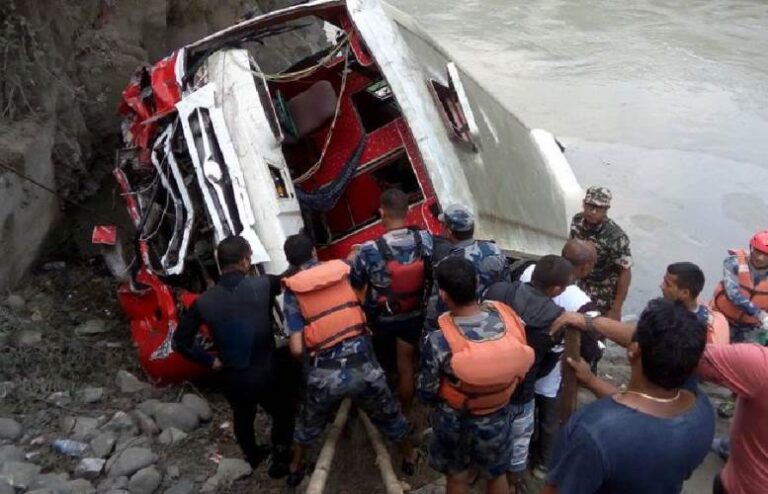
[389,0,768,315]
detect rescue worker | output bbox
[424,203,510,333]
[281,234,416,486]
[418,257,534,494]
[570,186,632,321]
[710,230,768,344]
[485,256,573,493]
[349,188,433,413]
[173,236,294,477]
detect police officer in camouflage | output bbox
[349,188,433,414]
[281,234,417,486]
[424,204,509,333]
[419,257,533,494]
[570,186,632,320]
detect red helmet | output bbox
[750,230,768,253]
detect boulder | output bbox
[90,432,116,458]
[115,371,150,394]
[128,466,161,494]
[180,395,212,422]
[0,418,22,441]
[163,479,194,494]
[0,445,24,467]
[131,411,159,436]
[157,428,187,446]
[74,458,105,480]
[153,404,198,433]
[106,447,157,478]
[79,387,105,404]
[0,461,41,490]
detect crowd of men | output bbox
[173,186,768,494]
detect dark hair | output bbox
[380,188,409,219]
[451,226,475,241]
[666,262,705,299]
[284,234,314,267]
[635,298,707,389]
[217,236,251,269]
[561,239,596,267]
[436,257,477,306]
[531,255,573,289]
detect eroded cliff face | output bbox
[0,0,313,289]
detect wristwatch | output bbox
[584,311,600,332]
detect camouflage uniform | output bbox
[417,305,514,478]
[350,227,433,344]
[720,254,768,344]
[424,205,509,332]
[570,187,632,314]
[283,261,410,445]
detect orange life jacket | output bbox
[437,301,534,415]
[706,309,730,345]
[374,231,426,315]
[283,260,367,355]
[711,249,768,326]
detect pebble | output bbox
[14,329,42,347]
[74,458,105,480]
[0,445,24,467]
[128,466,161,494]
[75,319,110,336]
[5,294,25,311]
[79,387,105,404]
[163,479,194,494]
[132,411,159,436]
[181,394,212,422]
[0,479,12,494]
[0,461,41,490]
[106,447,158,478]
[115,371,150,394]
[0,418,22,441]
[90,432,116,458]
[153,404,199,433]
[201,458,251,492]
[157,428,187,446]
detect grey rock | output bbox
[0,479,12,494]
[104,491,130,494]
[163,479,194,494]
[5,294,25,311]
[29,472,69,490]
[0,461,41,490]
[106,447,157,478]
[128,466,161,494]
[74,458,106,480]
[0,418,22,441]
[164,466,180,481]
[101,412,138,437]
[14,329,42,347]
[180,395,211,422]
[48,391,73,406]
[202,459,251,491]
[90,433,116,458]
[135,400,160,418]
[62,416,102,441]
[157,428,187,446]
[131,411,159,436]
[153,404,198,433]
[75,319,110,336]
[0,382,15,401]
[97,475,128,492]
[115,371,150,394]
[0,445,24,467]
[65,478,96,494]
[79,387,105,404]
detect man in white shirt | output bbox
[519,239,598,479]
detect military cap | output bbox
[584,186,612,207]
[438,204,475,232]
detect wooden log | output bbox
[559,327,582,425]
[306,398,352,494]
[360,410,404,494]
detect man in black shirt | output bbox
[485,255,572,492]
[173,236,295,478]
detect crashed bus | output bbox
[94,0,582,384]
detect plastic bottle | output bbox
[51,439,88,456]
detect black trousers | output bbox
[531,394,559,468]
[712,473,728,494]
[223,351,298,463]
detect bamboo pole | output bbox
[559,327,582,425]
[306,398,352,494]
[360,410,404,494]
